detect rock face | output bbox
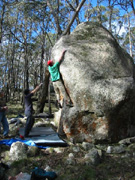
[52,22,135,143]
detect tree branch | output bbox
[10,30,24,44]
[130,0,135,16]
[65,0,76,11]
[46,32,53,47]
[62,0,86,35]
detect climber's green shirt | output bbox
[48,62,60,82]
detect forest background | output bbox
[0,0,135,113]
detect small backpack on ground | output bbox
[31,167,57,180]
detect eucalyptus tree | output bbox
[114,0,135,58]
[105,6,122,42]
[0,0,16,44]
[7,1,41,91]
[122,27,135,61]
[65,0,81,25]
[46,0,86,38]
[84,0,107,24]
[105,0,121,33]
[116,0,135,16]
[121,10,135,58]
[0,0,10,94]
[47,0,69,38]
[63,0,86,35]
[130,27,135,61]
[31,1,51,83]
[84,0,120,33]
[0,0,6,44]
[0,1,47,101]
[0,0,23,100]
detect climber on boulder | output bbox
[47,49,73,108]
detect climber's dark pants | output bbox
[24,111,35,137]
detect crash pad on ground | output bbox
[19,127,56,136]
[34,113,54,118]
[0,127,67,149]
[19,127,67,147]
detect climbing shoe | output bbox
[19,135,25,140]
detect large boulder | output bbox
[52,22,135,143]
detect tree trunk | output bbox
[63,0,86,35]
[24,44,29,89]
[36,68,50,113]
[47,0,62,38]
[127,13,133,57]
[48,78,52,115]
[0,1,5,44]
[130,0,135,16]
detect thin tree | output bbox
[63,0,86,35]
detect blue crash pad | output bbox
[0,138,48,149]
